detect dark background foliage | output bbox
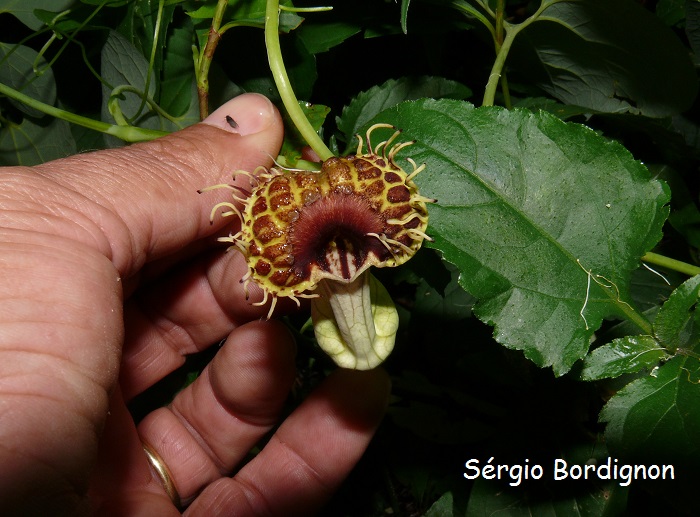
[2,1,700,515]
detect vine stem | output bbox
[621,300,653,335]
[481,0,566,107]
[133,0,165,121]
[265,0,333,161]
[618,252,700,335]
[482,26,516,107]
[108,85,180,125]
[34,2,107,76]
[0,82,167,142]
[494,0,505,47]
[197,0,229,119]
[643,252,700,277]
[451,2,495,44]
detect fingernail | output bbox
[203,93,276,136]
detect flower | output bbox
[205,124,433,369]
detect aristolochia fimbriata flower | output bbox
[203,123,434,369]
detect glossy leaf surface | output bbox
[365,99,669,374]
[579,336,670,381]
[514,0,697,116]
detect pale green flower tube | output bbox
[311,272,399,370]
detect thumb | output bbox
[33,93,283,277]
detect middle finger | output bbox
[136,319,296,505]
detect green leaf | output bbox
[0,0,76,30]
[514,0,698,116]
[279,101,330,166]
[101,30,177,145]
[371,99,669,374]
[0,42,56,118]
[71,119,106,153]
[669,203,700,249]
[118,0,177,91]
[600,353,700,465]
[159,19,197,117]
[412,260,474,321]
[598,308,700,517]
[0,116,76,165]
[400,0,410,34]
[101,29,156,110]
[513,96,590,121]
[297,21,361,54]
[191,6,302,55]
[186,0,302,32]
[653,275,700,351]
[423,491,454,517]
[33,8,86,31]
[0,39,78,163]
[391,247,452,294]
[116,0,198,126]
[659,164,700,248]
[656,0,686,26]
[579,336,670,381]
[337,76,471,152]
[686,0,700,64]
[625,264,677,318]
[284,35,317,101]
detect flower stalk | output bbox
[265,0,333,161]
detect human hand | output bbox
[0,93,390,516]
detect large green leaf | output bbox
[100,30,181,145]
[159,20,197,118]
[0,116,76,165]
[513,0,697,117]
[370,99,669,374]
[0,42,56,118]
[0,41,76,164]
[101,29,156,117]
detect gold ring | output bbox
[142,442,181,509]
